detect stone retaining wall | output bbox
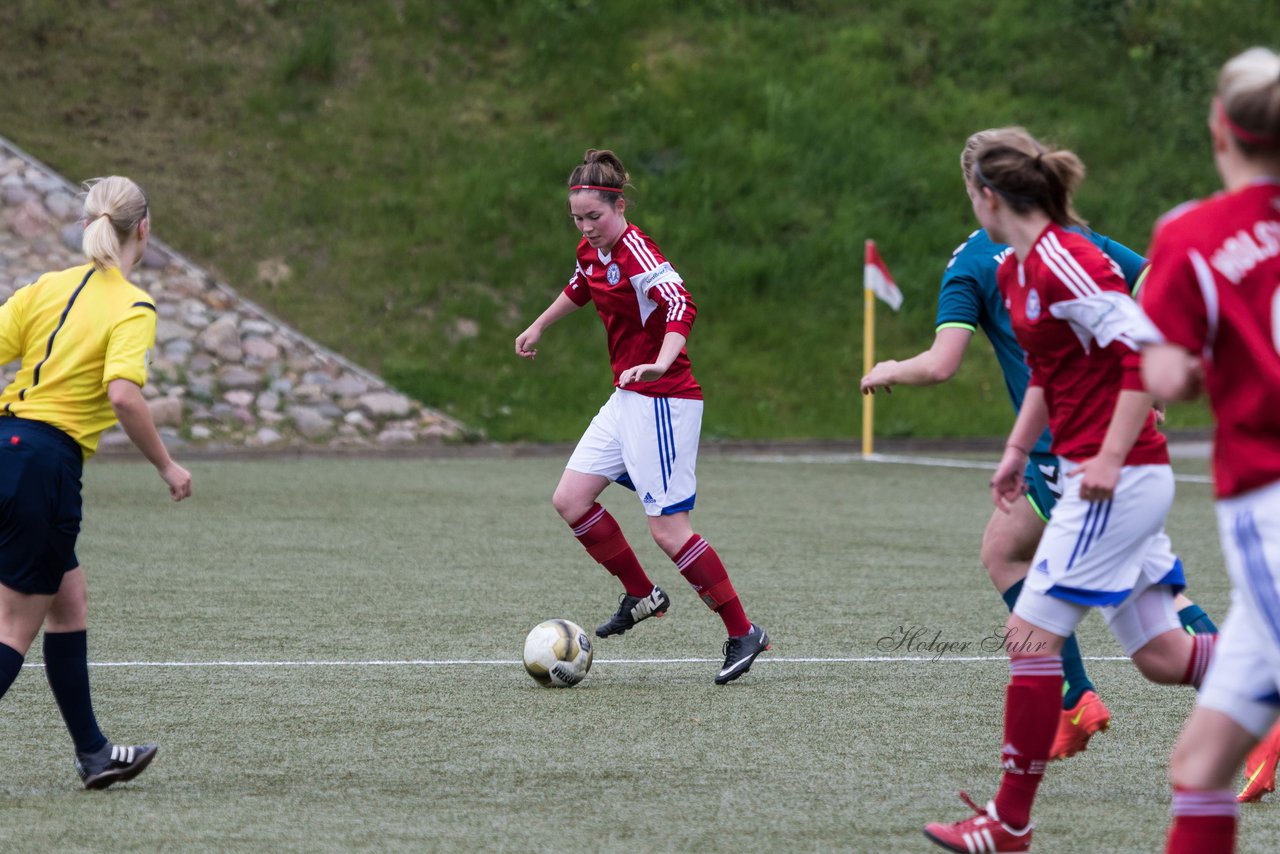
[0,136,465,453]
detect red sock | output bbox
[569,505,653,597]
[992,655,1063,831]
[1166,788,1237,853]
[673,535,751,637]
[1182,633,1217,687]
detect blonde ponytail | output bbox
[81,176,148,271]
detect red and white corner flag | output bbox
[864,239,904,312]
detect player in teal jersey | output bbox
[861,128,1217,762]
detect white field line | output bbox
[20,655,1131,669]
[732,451,1215,484]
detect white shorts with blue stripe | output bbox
[565,388,702,517]
[1014,461,1184,654]
[1197,480,1280,738]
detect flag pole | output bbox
[862,241,876,459]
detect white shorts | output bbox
[1015,580,1182,656]
[1197,480,1280,738]
[1014,461,1184,653]
[565,389,702,517]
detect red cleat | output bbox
[1239,721,1280,803]
[1050,690,1111,761]
[923,791,1033,852]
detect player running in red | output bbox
[515,149,769,685]
[862,128,1218,765]
[1141,46,1280,853]
[922,129,1216,853]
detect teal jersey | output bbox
[935,228,1147,455]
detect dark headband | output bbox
[972,159,1042,206]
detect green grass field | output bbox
[0,454,1274,852]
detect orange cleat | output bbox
[1239,721,1280,803]
[1050,690,1111,761]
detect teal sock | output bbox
[1178,603,1218,636]
[999,579,1024,612]
[999,579,1093,709]
[1059,634,1094,709]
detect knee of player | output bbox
[647,518,693,558]
[1131,649,1184,685]
[648,528,683,558]
[550,486,582,521]
[979,542,1022,586]
[1167,747,1196,788]
[1168,738,1225,790]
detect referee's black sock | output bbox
[0,642,22,699]
[43,631,108,755]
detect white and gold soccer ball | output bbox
[522,619,593,687]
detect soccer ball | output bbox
[523,619,593,687]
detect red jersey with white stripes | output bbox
[563,223,702,399]
[1141,179,1280,498]
[998,223,1168,465]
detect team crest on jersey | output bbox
[1026,288,1041,321]
[606,262,621,286]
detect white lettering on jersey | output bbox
[944,230,981,271]
[1210,220,1280,285]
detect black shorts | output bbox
[0,418,83,595]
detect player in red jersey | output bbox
[863,129,1219,765]
[515,149,769,685]
[1140,46,1280,853]
[922,129,1216,853]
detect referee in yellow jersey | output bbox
[0,175,191,789]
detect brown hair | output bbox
[1217,47,1280,155]
[568,149,630,202]
[82,176,149,271]
[970,128,1087,228]
[960,129,1006,184]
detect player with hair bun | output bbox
[863,127,1219,765]
[922,130,1215,853]
[0,176,192,789]
[515,149,769,685]
[1140,46,1280,852]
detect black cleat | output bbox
[595,585,670,637]
[76,742,158,790]
[715,624,770,685]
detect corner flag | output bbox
[864,240,903,311]
[862,240,903,458]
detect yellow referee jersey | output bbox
[0,264,156,458]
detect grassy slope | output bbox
[1,0,1275,440]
